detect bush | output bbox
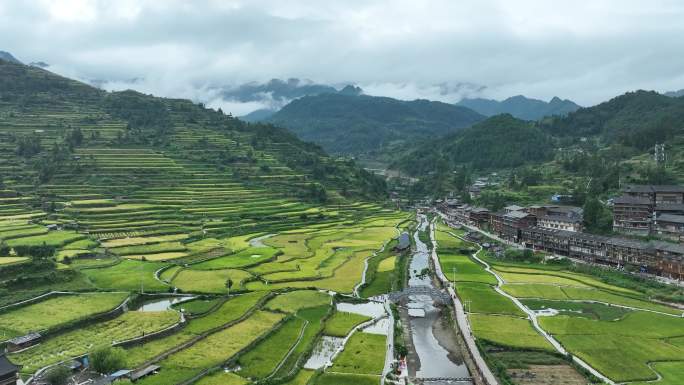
[90,345,127,374]
[45,365,70,385]
[0,242,10,256]
[503,248,543,264]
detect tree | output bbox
[0,242,10,257]
[583,198,613,234]
[45,365,70,385]
[225,278,233,294]
[90,346,126,374]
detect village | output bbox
[437,184,684,281]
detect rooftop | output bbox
[8,332,41,346]
[614,196,652,205]
[0,354,18,376]
[657,214,684,224]
[505,210,532,219]
[624,184,684,194]
[504,205,526,212]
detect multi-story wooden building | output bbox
[614,185,684,238]
[536,206,584,232]
[519,226,683,277]
[654,214,684,242]
[500,210,536,242]
[612,195,653,235]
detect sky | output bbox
[2,0,684,115]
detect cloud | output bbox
[2,0,684,109]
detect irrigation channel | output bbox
[401,216,472,384]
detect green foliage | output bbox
[541,90,684,150]
[270,92,484,156]
[582,197,613,234]
[90,345,127,374]
[502,248,543,264]
[45,365,71,385]
[395,114,554,178]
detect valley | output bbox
[2,6,684,383]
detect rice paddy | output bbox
[0,292,128,339]
[434,220,684,384]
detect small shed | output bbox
[130,365,160,382]
[0,354,19,385]
[7,332,41,352]
[395,232,410,251]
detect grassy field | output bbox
[631,362,684,385]
[265,290,332,313]
[323,311,372,337]
[135,311,284,385]
[0,292,128,339]
[281,369,315,385]
[331,331,386,375]
[237,316,306,379]
[315,372,380,385]
[271,305,331,379]
[522,299,632,320]
[455,282,525,316]
[81,259,169,291]
[11,310,179,374]
[194,371,248,385]
[185,292,267,334]
[171,268,253,293]
[470,314,553,351]
[0,256,29,265]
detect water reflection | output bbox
[304,336,345,369]
[136,296,195,312]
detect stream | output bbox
[407,216,470,382]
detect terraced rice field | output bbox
[327,331,386,376]
[0,292,128,339]
[0,88,406,384]
[10,310,180,374]
[435,219,684,384]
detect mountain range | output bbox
[267,92,486,158]
[393,89,684,184]
[455,95,581,120]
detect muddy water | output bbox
[135,296,195,312]
[407,216,470,381]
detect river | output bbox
[405,216,470,382]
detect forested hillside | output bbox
[394,90,684,209]
[268,92,485,158]
[392,114,553,175]
[540,90,684,150]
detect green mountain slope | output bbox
[0,59,388,235]
[268,92,485,157]
[456,95,580,120]
[540,90,684,150]
[393,114,553,175]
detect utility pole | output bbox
[452,266,457,284]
